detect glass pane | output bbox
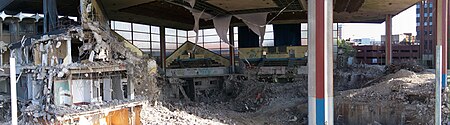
[134,33,150,41]
[301,23,308,30]
[133,41,151,49]
[151,34,160,41]
[204,43,221,49]
[114,21,131,30]
[117,31,132,40]
[266,25,273,32]
[178,37,187,43]
[166,28,177,35]
[152,42,161,49]
[301,39,308,45]
[166,36,177,43]
[204,36,220,43]
[188,31,196,37]
[301,31,308,38]
[262,40,274,47]
[265,32,274,39]
[178,30,187,37]
[188,37,196,43]
[204,29,216,36]
[133,23,150,33]
[151,26,160,34]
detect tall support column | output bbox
[0,20,3,66]
[307,0,333,124]
[229,27,235,73]
[385,14,392,65]
[435,0,448,124]
[160,26,166,71]
[43,0,48,33]
[10,58,17,125]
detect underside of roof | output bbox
[2,0,420,30]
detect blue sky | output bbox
[341,5,417,41]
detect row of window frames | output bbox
[416,13,433,18]
[416,21,433,26]
[416,8,434,13]
[417,3,433,8]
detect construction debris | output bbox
[336,69,448,124]
[385,62,425,74]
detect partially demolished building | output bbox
[0,0,158,124]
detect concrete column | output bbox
[10,58,17,125]
[229,27,235,73]
[0,20,3,65]
[160,26,166,70]
[307,0,333,124]
[385,14,392,65]
[435,0,448,124]
[43,0,48,33]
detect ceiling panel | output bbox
[206,0,279,11]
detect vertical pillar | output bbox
[385,14,392,65]
[0,20,3,66]
[160,26,166,71]
[435,0,448,124]
[229,27,235,73]
[10,58,17,125]
[307,0,333,124]
[43,0,48,33]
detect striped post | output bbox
[385,15,392,65]
[307,0,333,124]
[435,0,448,124]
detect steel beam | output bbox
[229,27,235,73]
[307,0,333,124]
[160,26,166,71]
[385,14,392,65]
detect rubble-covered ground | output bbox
[335,69,448,124]
[139,65,449,125]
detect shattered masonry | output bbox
[1,0,159,124]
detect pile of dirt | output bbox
[336,69,447,124]
[334,64,385,91]
[140,101,230,125]
[385,62,424,74]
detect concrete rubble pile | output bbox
[140,101,229,125]
[154,73,309,125]
[334,64,385,91]
[335,69,449,124]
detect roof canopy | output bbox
[2,0,419,30]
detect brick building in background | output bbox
[353,44,420,65]
[416,0,435,68]
[353,33,420,65]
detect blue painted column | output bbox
[307,0,333,124]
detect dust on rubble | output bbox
[141,74,309,125]
[139,64,449,124]
[336,69,448,124]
